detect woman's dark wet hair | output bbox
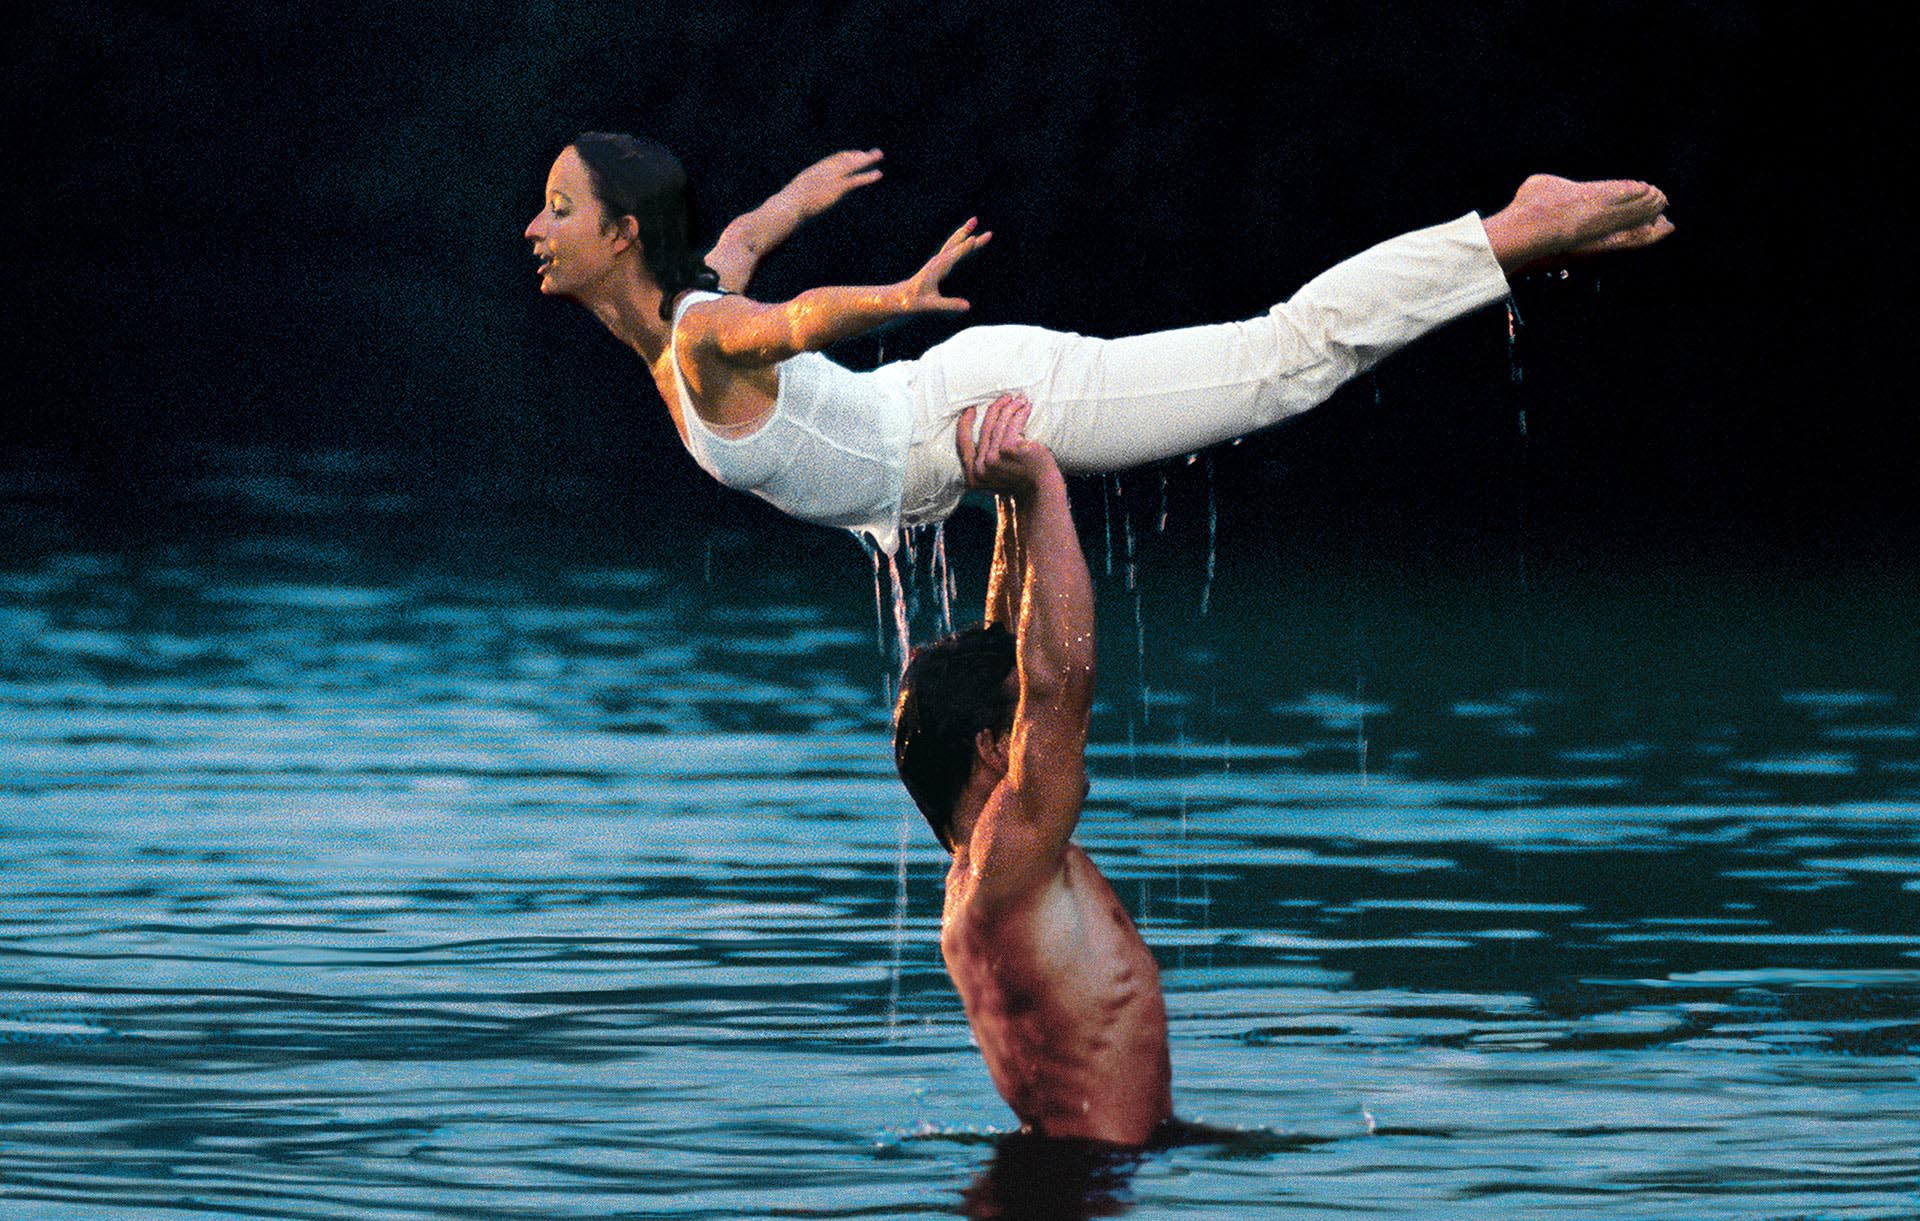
[570,132,720,319]
[893,623,1018,853]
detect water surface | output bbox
[2,449,1916,1218]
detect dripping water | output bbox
[1506,299,1532,689]
[1175,726,1189,970]
[880,320,917,1038]
[1355,673,1369,785]
[867,541,890,696]
[1505,297,1532,894]
[1101,475,1115,577]
[886,549,912,684]
[885,793,911,1040]
[1351,379,1382,783]
[930,522,954,634]
[1134,587,1149,727]
[1201,456,1217,617]
[862,538,915,690]
[901,529,921,640]
[1115,476,1149,724]
[869,534,915,1040]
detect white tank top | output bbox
[669,292,916,552]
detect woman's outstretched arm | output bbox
[705,150,885,292]
[683,218,991,367]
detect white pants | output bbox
[896,212,1510,527]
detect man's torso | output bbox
[941,843,1172,1144]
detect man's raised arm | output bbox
[955,397,1096,900]
[969,397,1032,632]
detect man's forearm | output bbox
[1013,468,1095,696]
[985,496,1023,628]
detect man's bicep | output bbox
[968,673,1092,911]
[1005,694,1090,845]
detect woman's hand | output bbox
[708,150,885,292]
[776,149,884,221]
[697,215,989,364]
[898,218,992,314]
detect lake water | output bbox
[2,447,1916,1219]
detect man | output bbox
[889,169,1675,1142]
[893,393,1172,1146]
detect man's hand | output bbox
[775,149,884,222]
[953,388,1092,915]
[957,392,1053,493]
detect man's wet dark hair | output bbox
[570,132,720,319]
[893,623,1018,852]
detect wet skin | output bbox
[941,841,1174,1145]
[926,398,1170,1145]
[525,144,1671,448]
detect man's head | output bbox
[892,623,1018,852]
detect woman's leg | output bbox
[1033,212,1509,472]
[901,212,1509,525]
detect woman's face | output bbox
[524,147,627,298]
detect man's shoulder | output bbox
[947,840,1082,929]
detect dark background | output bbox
[2,1,1911,587]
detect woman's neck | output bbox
[580,273,671,363]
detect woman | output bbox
[524,132,1671,553]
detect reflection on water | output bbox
[1,448,1916,1219]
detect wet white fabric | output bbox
[897,212,1510,526]
[670,212,1510,552]
[672,291,916,549]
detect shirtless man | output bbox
[883,171,1675,1141]
[892,394,1171,1146]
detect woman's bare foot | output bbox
[1482,174,1675,275]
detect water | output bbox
[2,450,1917,1219]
